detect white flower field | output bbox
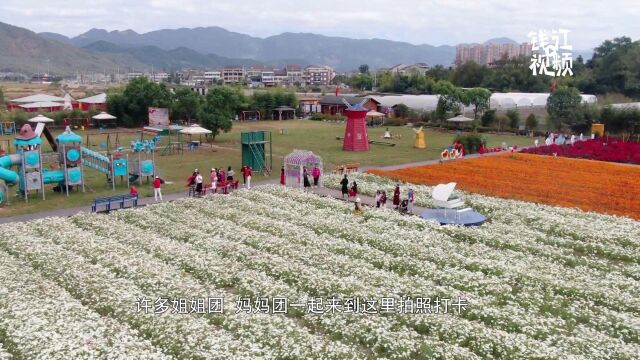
[0,176,638,359]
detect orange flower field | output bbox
[368,153,640,220]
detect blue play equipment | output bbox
[129,139,157,184]
[0,123,134,205]
[0,122,16,135]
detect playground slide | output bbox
[0,154,21,185]
[34,123,58,152]
[0,154,20,204]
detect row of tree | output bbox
[546,86,640,136]
[346,37,640,98]
[107,78,298,140]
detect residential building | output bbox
[319,95,379,115]
[151,72,170,82]
[455,42,532,66]
[127,72,144,80]
[304,65,335,86]
[243,65,265,81]
[273,69,288,85]
[204,71,221,83]
[285,64,304,85]
[222,67,246,84]
[386,63,430,76]
[261,71,275,87]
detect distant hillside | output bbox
[49,26,459,70]
[484,37,519,45]
[0,21,147,75]
[82,41,261,70]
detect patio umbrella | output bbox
[92,112,117,120]
[28,114,55,123]
[366,110,386,126]
[446,114,474,123]
[366,110,385,117]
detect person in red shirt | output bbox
[243,166,253,189]
[129,185,138,198]
[153,176,162,201]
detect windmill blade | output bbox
[341,98,352,108]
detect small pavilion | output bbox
[272,106,296,120]
[283,149,323,188]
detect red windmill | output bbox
[342,99,370,152]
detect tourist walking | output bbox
[210,168,217,193]
[407,188,415,213]
[393,185,401,208]
[129,185,138,198]
[280,166,286,186]
[340,174,349,199]
[243,166,252,189]
[195,171,203,195]
[380,191,387,208]
[349,181,358,198]
[375,190,382,208]
[311,166,321,188]
[303,167,311,191]
[227,166,234,181]
[153,176,163,201]
[187,170,197,187]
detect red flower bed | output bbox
[521,138,640,164]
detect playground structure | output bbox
[0,119,161,205]
[129,138,158,184]
[342,99,370,152]
[283,149,323,188]
[1,122,17,135]
[241,131,272,175]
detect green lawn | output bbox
[0,120,533,217]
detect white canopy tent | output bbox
[92,112,117,120]
[28,114,55,123]
[179,124,213,135]
[92,111,117,128]
[447,115,474,123]
[179,124,213,150]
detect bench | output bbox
[91,194,138,213]
[332,163,360,174]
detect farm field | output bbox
[0,184,638,359]
[0,120,532,217]
[368,153,640,220]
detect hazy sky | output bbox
[1,0,639,49]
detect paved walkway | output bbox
[0,150,514,224]
[310,186,427,214]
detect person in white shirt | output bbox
[195,171,203,195]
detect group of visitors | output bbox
[340,175,358,199]
[280,165,322,190]
[340,175,416,214]
[538,132,591,147]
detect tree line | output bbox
[345,37,640,99]
[107,78,298,140]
